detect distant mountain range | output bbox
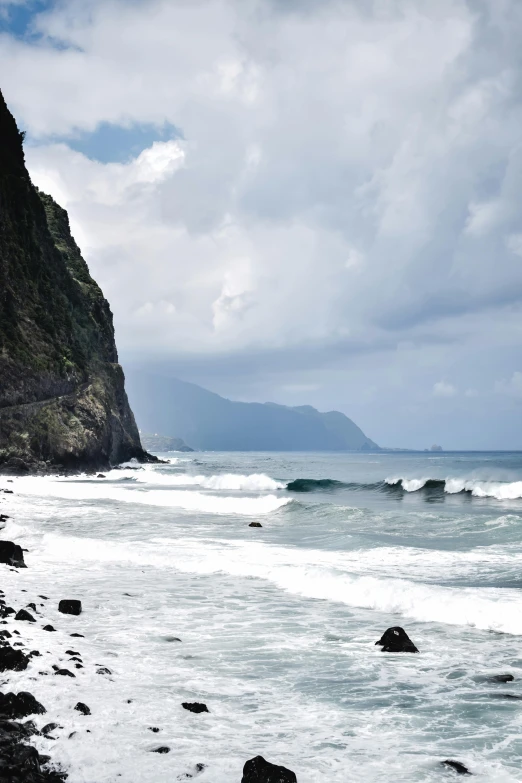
[125,372,379,452]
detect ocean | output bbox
[2,450,522,782]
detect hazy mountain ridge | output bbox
[126,372,379,452]
[0,90,146,471]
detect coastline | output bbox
[0,479,295,783]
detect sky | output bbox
[1,0,522,450]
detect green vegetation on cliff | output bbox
[0,89,146,471]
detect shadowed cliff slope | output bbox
[0,90,147,471]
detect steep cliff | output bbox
[0,90,148,472]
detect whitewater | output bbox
[1,450,522,782]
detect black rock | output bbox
[0,630,11,639]
[489,674,514,683]
[0,540,25,568]
[26,603,37,612]
[0,719,38,737]
[0,646,29,672]
[375,626,419,653]
[58,600,82,616]
[152,746,170,754]
[97,474,106,478]
[0,606,15,617]
[249,522,262,528]
[0,692,46,719]
[74,702,91,715]
[182,702,209,714]
[38,596,48,600]
[96,667,112,675]
[65,650,80,656]
[70,633,84,638]
[41,722,61,735]
[29,651,41,658]
[15,609,35,623]
[42,625,56,632]
[149,726,160,732]
[53,668,75,678]
[441,760,472,775]
[242,755,297,783]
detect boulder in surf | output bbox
[440,760,472,775]
[0,541,26,568]
[14,609,35,623]
[58,599,82,616]
[182,702,209,714]
[242,755,297,783]
[375,626,419,653]
[0,692,46,719]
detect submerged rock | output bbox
[249,522,263,528]
[242,755,297,783]
[488,674,514,683]
[151,746,170,754]
[0,692,46,719]
[182,702,209,714]
[58,600,82,616]
[42,625,56,632]
[0,541,26,568]
[375,626,419,653]
[178,762,206,778]
[441,760,472,775]
[74,702,90,716]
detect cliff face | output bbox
[0,90,147,471]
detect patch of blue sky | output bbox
[26,121,182,164]
[27,122,182,163]
[0,0,55,40]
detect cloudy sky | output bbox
[2,0,522,449]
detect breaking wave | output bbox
[385,477,522,499]
[285,475,522,500]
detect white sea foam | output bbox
[134,471,286,491]
[10,476,290,515]
[445,478,522,499]
[33,534,522,636]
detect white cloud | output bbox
[433,381,457,397]
[494,371,522,398]
[2,0,522,447]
